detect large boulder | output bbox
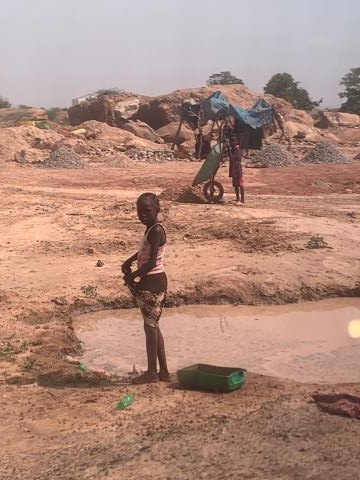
[121,120,164,144]
[286,109,314,127]
[78,120,165,151]
[284,121,312,138]
[156,121,194,144]
[315,111,360,129]
[68,93,148,127]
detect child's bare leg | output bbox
[235,187,240,202]
[145,324,158,375]
[240,186,245,204]
[132,324,158,383]
[157,328,171,381]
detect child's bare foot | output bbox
[158,370,171,382]
[131,371,159,384]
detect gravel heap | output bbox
[302,141,349,164]
[248,144,297,168]
[38,145,86,169]
[126,149,176,163]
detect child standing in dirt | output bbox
[229,136,245,204]
[121,193,171,384]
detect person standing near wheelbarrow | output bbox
[229,136,245,204]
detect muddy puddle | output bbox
[74,298,360,384]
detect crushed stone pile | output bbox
[301,141,349,164]
[248,144,297,168]
[126,149,176,163]
[160,185,205,203]
[38,145,86,169]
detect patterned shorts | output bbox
[128,284,166,328]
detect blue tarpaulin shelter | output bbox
[199,91,274,129]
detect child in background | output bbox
[229,135,245,204]
[121,193,171,384]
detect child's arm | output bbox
[124,226,164,282]
[121,252,138,274]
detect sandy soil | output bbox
[1,160,360,479]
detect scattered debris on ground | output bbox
[38,145,86,169]
[302,141,350,164]
[247,144,298,168]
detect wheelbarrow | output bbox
[192,143,226,203]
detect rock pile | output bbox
[248,144,297,168]
[38,145,86,169]
[301,141,349,165]
[126,149,176,163]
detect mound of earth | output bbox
[0,107,47,126]
[160,185,206,203]
[0,125,63,165]
[302,141,349,165]
[68,85,293,131]
[134,85,292,130]
[38,145,86,169]
[248,144,297,168]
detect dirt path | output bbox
[0,162,360,479]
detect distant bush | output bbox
[18,104,32,109]
[45,107,63,121]
[0,95,11,108]
[86,87,124,102]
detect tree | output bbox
[264,73,321,110]
[207,71,244,86]
[0,95,11,108]
[339,67,360,114]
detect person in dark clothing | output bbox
[229,136,245,204]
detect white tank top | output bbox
[137,223,166,275]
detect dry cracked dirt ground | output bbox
[1,160,360,479]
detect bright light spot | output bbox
[348,320,360,338]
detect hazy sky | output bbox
[1,0,359,108]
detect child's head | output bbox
[136,192,160,226]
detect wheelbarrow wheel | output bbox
[203,181,224,203]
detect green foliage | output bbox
[0,95,11,108]
[45,107,62,121]
[264,73,321,110]
[80,284,98,298]
[207,71,244,86]
[23,356,37,371]
[339,67,360,115]
[18,104,32,109]
[306,235,328,249]
[86,88,124,102]
[0,343,16,362]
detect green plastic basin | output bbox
[177,363,246,392]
